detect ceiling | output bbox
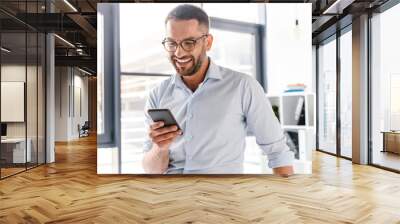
[0,0,98,74]
[0,0,394,75]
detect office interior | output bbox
[0,0,97,179]
[0,0,400,222]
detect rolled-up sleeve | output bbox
[143,88,158,153]
[242,77,294,168]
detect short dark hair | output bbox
[165,4,210,31]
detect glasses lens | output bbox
[164,41,177,51]
[181,40,196,51]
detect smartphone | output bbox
[147,109,181,130]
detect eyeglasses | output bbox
[162,34,208,52]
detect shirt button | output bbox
[186,135,192,141]
[188,114,193,119]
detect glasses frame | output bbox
[162,34,208,52]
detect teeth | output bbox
[176,58,191,63]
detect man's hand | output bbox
[272,165,294,177]
[149,121,182,151]
[142,121,182,174]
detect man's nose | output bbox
[174,44,188,58]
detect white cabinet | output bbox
[267,92,316,174]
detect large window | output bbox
[317,36,337,155]
[317,27,353,159]
[370,3,400,171]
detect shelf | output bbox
[267,92,313,97]
[266,92,315,166]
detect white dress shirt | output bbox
[143,59,294,174]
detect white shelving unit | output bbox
[267,92,316,174]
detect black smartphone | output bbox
[147,109,181,130]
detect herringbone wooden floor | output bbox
[1,135,400,224]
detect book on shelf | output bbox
[284,131,299,159]
[284,83,306,93]
[294,97,305,125]
[284,89,304,93]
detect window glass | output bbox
[203,3,262,24]
[318,37,337,155]
[121,75,168,173]
[340,30,352,158]
[209,29,256,77]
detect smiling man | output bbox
[142,4,294,176]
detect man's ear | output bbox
[206,34,213,51]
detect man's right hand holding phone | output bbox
[142,121,182,174]
[149,121,182,150]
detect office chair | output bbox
[78,121,90,138]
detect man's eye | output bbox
[165,42,177,47]
[182,41,195,46]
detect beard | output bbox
[170,53,205,77]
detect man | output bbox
[142,4,294,176]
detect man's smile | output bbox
[174,57,193,68]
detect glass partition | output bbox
[0,1,46,179]
[1,30,28,177]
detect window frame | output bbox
[315,24,352,160]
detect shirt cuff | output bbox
[267,150,295,168]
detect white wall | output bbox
[55,66,67,141]
[72,73,89,138]
[55,67,89,141]
[265,3,312,94]
[1,65,33,137]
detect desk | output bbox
[381,131,400,154]
[1,138,31,163]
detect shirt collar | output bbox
[204,59,223,80]
[172,58,223,88]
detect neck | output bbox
[181,57,210,92]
